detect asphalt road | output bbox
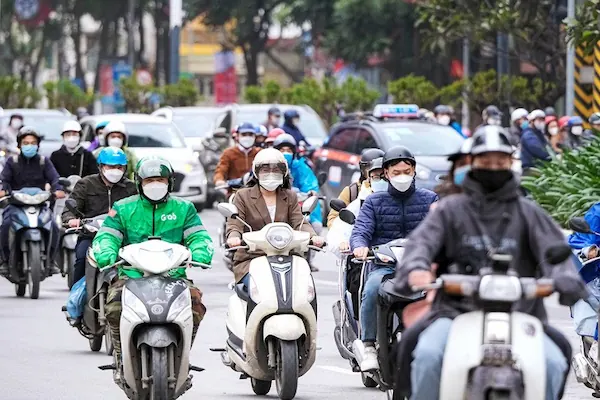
[0,209,591,399]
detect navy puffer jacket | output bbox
[350,182,438,249]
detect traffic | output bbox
[0,102,598,400]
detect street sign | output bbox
[136,69,152,86]
[112,60,132,107]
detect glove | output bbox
[554,275,589,307]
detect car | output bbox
[79,114,208,210]
[0,108,76,157]
[313,104,466,201]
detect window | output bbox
[326,129,358,153]
[124,122,186,148]
[81,123,94,141]
[219,112,231,132]
[356,129,378,154]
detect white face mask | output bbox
[487,118,501,126]
[108,137,123,148]
[143,182,169,201]
[389,174,414,192]
[534,121,546,131]
[259,172,283,192]
[548,127,559,136]
[571,126,583,136]
[64,135,80,149]
[239,136,255,149]
[103,168,124,184]
[437,115,450,125]
[10,119,22,129]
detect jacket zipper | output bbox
[107,188,112,212]
[401,199,406,237]
[152,204,156,235]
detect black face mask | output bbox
[470,169,513,193]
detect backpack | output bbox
[348,182,359,202]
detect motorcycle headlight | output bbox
[307,276,316,302]
[13,192,50,205]
[122,288,149,320]
[167,287,191,321]
[266,226,293,250]
[478,275,522,302]
[415,165,431,180]
[249,276,261,303]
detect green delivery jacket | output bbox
[92,194,214,279]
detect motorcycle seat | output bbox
[378,277,425,308]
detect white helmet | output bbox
[103,121,128,146]
[252,148,289,178]
[527,109,545,121]
[62,120,82,134]
[510,108,528,123]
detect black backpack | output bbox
[348,181,360,202]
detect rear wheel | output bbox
[251,377,272,395]
[361,372,377,388]
[27,242,42,299]
[15,283,26,297]
[150,347,169,400]
[274,339,299,400]
[65,250,76,289]
[89,335,103,352]
[488,392,510,400]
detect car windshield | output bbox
[172,114,217,137]
[382,123,465,156]
[1,115,74,141]
[123,122,185,148]
[236,108,327,141]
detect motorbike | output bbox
[212,196,322,400]
[328,200,424,397]
[411,244,571,400]
[98,239,209,400]
[55,175,82,289]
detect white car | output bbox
[80,114,208,210]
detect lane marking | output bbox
[314,279,338,287]
[317,365,356,375]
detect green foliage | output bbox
[44,79,94,112]
[0,76,41,108]
[521,139,600,226]
[565,0,600,55]
[387,74,439,109]
[264,80,285,103]
[159,79,201,107]
[244,86,265,104]
[119,76,155,113]
[337,77,381,113]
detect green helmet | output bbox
[135,156,175,202]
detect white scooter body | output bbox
[440,310,546,400]
[224,222,318,381]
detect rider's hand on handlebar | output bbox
[55,190,66,199]
[339,241,350,252]
[311,236,325,248]
[585,245,599,259]
[408,270,435,288]
[0,190,5,197]
[353,247,369,259]
[68,219,81,228]
[227,237,242,248]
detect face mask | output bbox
[103,168,124,184]
[108,137,123,148]
[143,182,169,201]
[520,120,529,130]
[10,119,22,129]
[548,127,559,136]
[389,174,414,192]
[453,165,471,186]
[282,153,293,166]
[437,115,451,126]
[571,126,583,136]
[239,136,255,149]
[471,169,513,193]
[487,118,501,126]
[371,179,389,193]
[259,172,283,192]
[534,121,546,131]
[21,144,38,158]
[270,117,280,125]
[64,136,80,149]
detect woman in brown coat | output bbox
[226,148,325,283]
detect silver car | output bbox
[80,114,208,210]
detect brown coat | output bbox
[213,146,260,183]
[226,184,317,282]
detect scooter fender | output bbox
[62,233,77,250]
[20,230,42,251]
[263,314,306,341]
[136,325,178,348]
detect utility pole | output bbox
[461,37,470,129]
[127,0,136,69]
[566,0,575,115]
[169,0,182,84]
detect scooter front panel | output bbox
[125,276,187,323]
[510,312,545,399]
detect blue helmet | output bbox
[238,122,256,134]
[568,116,583,127]
[284,109,300,121]
[97,146,128,166]
[96,120,109,133]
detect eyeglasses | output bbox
[370,174,385,181]
[258,164,285,174]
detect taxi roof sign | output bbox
[373,104,419,118]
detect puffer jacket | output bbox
[349,181,438,249]
[520,127,551,169]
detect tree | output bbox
[388,74,439,108]
[44,79,94,111]
[565,0,600,54]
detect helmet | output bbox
[268,127,285,138]
[17,126,41,144]
[558,116,571,129]
[568,116,583,127]
[510,108,528,123]
[135,156,175,202]
[545,116,557,125]
[482,105,502,120]
[382,146,416,168]
[528,109,545,121]
[62,120,82,134]
[589,112,600,125]
[256,125,268,137]
[448,138,474,162]
[544,106,556,117]
[103,121,128,145]
[97,146,128,166]
[273,133,297,152]
[252,148,289,178]
[366,157,384,174]
[284,109,300,121]
[433,105,452,115]
[96,120,109,132]
[417,108,429,119]
[359,148,385,168]
[268,107,281,116]
[470,126,513,156]
[237,122,256,135]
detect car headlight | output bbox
[167,287,191,321]
[415,165,431,180]
[249,276,261,303]
[266,226,293,250]
[183,161,203,174]
[122,288,149,320]
[478,275,522,302]
[307,276,316,302]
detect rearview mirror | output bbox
[213,127,228,139]
[330,199,347,212]
[217,202,238,219]
[67,174,82,187]
[317,171,327,187]
[58,177,71,188]
[545,244,573,265]
[65,198,83,217]
[569,217,592,234]
[339,209,356,225]
[301,196,318,215]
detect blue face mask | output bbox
[283,153,293,167]
[520,120,529,130]
[21,144,38,158]
[453,165,471,186]
[371,179,389,193]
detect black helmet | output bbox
[482,105,502,120]
[470,126,513,156]
[544,106,556,117]
[589,112,600,125]
[359,148,385,167]
[433,105,452,115]
[366,157,384,174]
[135,156,175,203]
[383,146,416,168]
[268,107,281,116]
[273,133,297,152]
[17,126,42,145]
[284,109,300,121]
[448,138,474,162]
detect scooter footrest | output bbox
[189,365,204,372]
[209,347,226,352]
[61,305,67,312]
[98,364,116,371]
[239,373,248,379]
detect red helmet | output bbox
[268,127,285,139]
[558,116,570,129]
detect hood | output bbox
[129,147,203,174]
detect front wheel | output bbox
[15,283,26,297]
[27,242,42,299]
[488,392,510,400]
[65,249,76,289]
[150,347,169,400]
[89,335,102,352]
[251,377,272,395]
[274,340,299,400]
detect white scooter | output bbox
[213,196,322,400]
[98,239,209,400]
[412,245,572,400]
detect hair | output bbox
[247,174,292,189]
[384,159,416,169]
